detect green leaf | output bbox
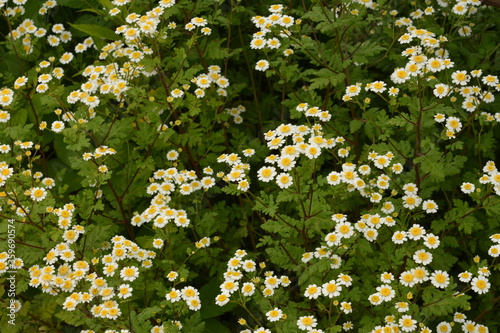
[349,119,364,133]
[68,23,120,41]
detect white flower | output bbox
[340,301,352,314]
[304,284,321,299]
[166,150,179,161]
[171,88,184,98]
[215,293,230,306]
[423,234,440,249]
[51,121,65,133]
[433,83,449,98]
[60,52,74,64]
[451,70,469,85]
[413,249,433,265]
[275,172,293,189]
[255,60,270,71]
[266,307,283,322]
[120,266,139,281]
[471,276,490,294]
[488,244,500,257]
[241,282,255,296]
[30,187,47,202]
[430,270,450,289]
[460,182,475,194]
[392,231,407,244]
[376,284,395,301]
[402,194,422,210]
[399,315,417,332]
[297,316,317,330]
[422,200,438,213]
[322,280,341,298]
[117,284,133,298]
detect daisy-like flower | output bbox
[322,280,341,298]
[345,84,361,97]
[395,301,410,313]
[152,238,164,249]
[376,284,395,301]
[402,194,422,209]
[171,88,184,98]
[51,121,65,133]
[336,222,355,239]
[423,234,440,249]
[451,70,469,85]
[488,244,500,257]
[180,286,199,301]
[399,315,417,332]
[369,81,387,93]
[166,150,179,161]
[297,316,317,330]
[340,301,352,314]
[413,249,433,265]
[215,293,230,306]
[255,60,270,71]
[458,271,473,283]
[30,187,47,202]
[434,113,446,123]
[452,2,468,15]
[120,266,139,281]
[402,183,418,194]
[471,276,490,294]
[326,171,341,185]
[399,271,416,287]
[380,272,394,283]
[391,68,410,84]
[277,155,296,171]
[368,293,383,305]
[430,270,450,289]
[446,117,462,132]
[220,280,239,295]
[275,172,293,189]
[454,312,467,323]
[241,282,255,296]
[187,297,201,311]
[407,224,426,240]
[422,200,438,213]
[250,38,266,49]
[388,87,400,96]
[433,83,450,98]
[59,52,74,64]
[392,231,407,244]
[460,182,475,194]
[462,321,478,333]
[14,76,28,89]
[254,328,271,333]
[436,322,452,333]
[304,284,321,299]
[266,307,283,322]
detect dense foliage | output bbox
[0,0,499,332]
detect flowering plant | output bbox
[1,0,499,332]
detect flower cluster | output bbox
[258,121,344,190]
[165,285,202,311]
[29,215,154,319]
[217,250,291,332]
[225,105,246,124]
[250,4,296,71]
[130,165,216,228]
[217,151,253,192]
[189,65,230,99]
